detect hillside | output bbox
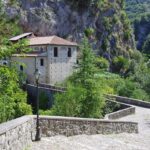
[126,0,150,53]
[4,0,136,59]
[126,0,150,22]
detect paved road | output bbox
[32,107,150,150]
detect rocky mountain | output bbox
[5,0,136,58]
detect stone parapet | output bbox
[107,95,150,108]
[0,116,34,150]
[105,106,136,120]
[37,116,138,137]
[0,115,139,150]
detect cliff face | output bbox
[5,0,135,58]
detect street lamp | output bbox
[34,69,41,141]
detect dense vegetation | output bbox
[40,36,150,118]
[0,0,32,123]
[1,0,150,120]
[126,0,150,54]
[126,0,150,22]
[39,1,150,118]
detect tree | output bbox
[51,37,105,118]
[0,0,32,123]
[0,66,32,123]
[143,34,150,55]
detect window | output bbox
[54,47,58,57]
[40,59,44,66]
[20,65,23,71]
[68,48,72,57]
[3,62,7,65]
[40,47,44,52]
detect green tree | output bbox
[0,66,32,123]
[0,0,32,123]
[143,34,150,55]
[52,37,105,118]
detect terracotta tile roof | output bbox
[9,33,33,41]
[29,35,78,46]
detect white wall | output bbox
[11,56,47,84]
[47,46,77,85]
[11,56,36,83]
[11,45,77,85]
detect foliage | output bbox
[95,57,109,70]
[39,109,53,116]
[51,83,85,117]
[103,100,121,116]
[0,0,21,42]
[39,91,49,110]
[84,28,95,38]
[126,0,150,52]
[0,66,32,123]
[0,0,32,123]
[142,33,150,54]
[112,56,130,75]
[126,0,150,22]
[114,57,150,102]
[51,37,105,118]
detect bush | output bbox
[142,34,150,54]
[117,79,137,97]
[124,30,131,40]
[0,67,32,123]
[51,83,85,117]
[112,56,130,75]
[131,89,150,101]
[51,37,105,118]
[96,57,109,70]
[39,109,53,116]
[84,28,95,38]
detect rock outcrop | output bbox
[5,0,135,58]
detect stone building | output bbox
[10,33,78,85]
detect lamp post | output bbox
[34,69,41,141]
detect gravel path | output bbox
[32,107,150,150]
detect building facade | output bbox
[10,33,77,85]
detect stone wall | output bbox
[47,45,77,85]
[0,115,138,150]
[108,95,150,108]
[38,116,138,137]
[105,106,136,120]
[0,116,34,150]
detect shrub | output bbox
[131,89,150,101]
[0,67,32,123]
[96,57,109,70]
[51,37,105,118]
[124,30,131,40]
[117,79,137,97]
[112,56,130,75]
[84,28,95,38]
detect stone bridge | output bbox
[32,96,150,150]
[0,95,150,150]
[32,106,150,150]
